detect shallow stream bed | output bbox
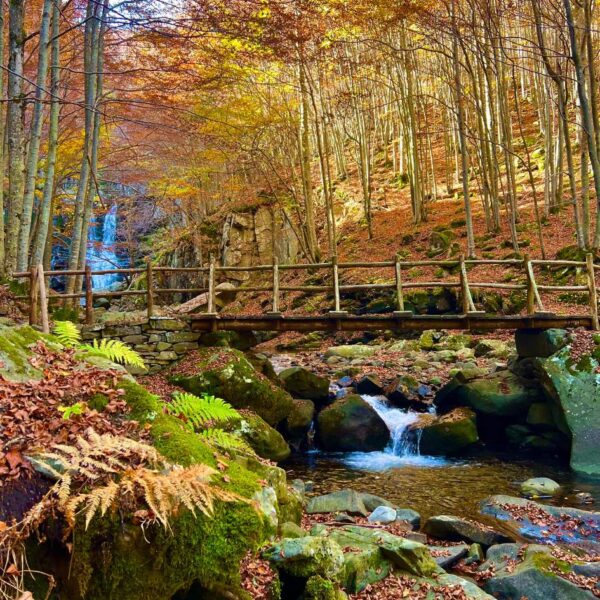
[284,451,600,523]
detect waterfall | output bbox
[87,205,122,291]
[343,395,447,470]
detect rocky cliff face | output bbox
[220,206,299,279]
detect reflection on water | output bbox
[285,451,600,523]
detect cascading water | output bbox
[343,395,447,470]
[86,205,123,290]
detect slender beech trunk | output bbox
[17,0,52,270]
[30,0,60,267]
[0,1,5,274]
[5,0,25,274]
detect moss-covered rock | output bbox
[411,408,479,455]
[262,537,345,580]
[278,366,329,401]
[515,328,570,358]
[169,348,293,426]
[317,395,389,452]
[304,576,348,600]
[324,345,379,360]
[237,411,291,462]
[282,399,315,452]
[536,348,600,476]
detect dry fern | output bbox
[35,429,244,530]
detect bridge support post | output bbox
[206,257,218,316]
[28,266,38,327]
[267,257,281,316]
[37,264,49,334]
[146,261,155,318]
[587,253,599,330]
[394,256,412,317]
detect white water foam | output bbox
[342,395,448,471]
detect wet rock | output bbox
[515,328,570,358]
[279,366,330,402]
[481,495,600,552]
[262,536,345,580]
[391,508,420,529]
[282,399,315,452]
[317,395,390,452]
[280,521,309,538]
[384,375,428,410]
[423,515,514,548]
[336,376,354,388]
[410,408,479,455]
[536,347,600,476]
[465,543,484,565]
[356,374,384,395]
[237,411,291,462]
[367,506,396,524]
[520,477,561,497]
[359,493,395,512]
[526,402,556,430]
[483,544,595,600]
[429,544,469,569]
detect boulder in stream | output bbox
[520,477,561,497]
[237,411,291,462]
[282,399,315,452]
[423,514,515,548]
[410,407,479,455]
[279,366,330,402]
[317,394,390,452]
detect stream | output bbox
[272,355,600,523]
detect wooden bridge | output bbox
[14,254,600,333]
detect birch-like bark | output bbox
[17,0,52,270]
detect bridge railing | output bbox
[13,253,600,331]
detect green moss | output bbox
[305,576,342,600]
[169,348,293,426]
[88,393,110,412]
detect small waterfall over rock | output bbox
[87,205,123,290]
[343,395,447,470]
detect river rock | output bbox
[515,328,570,358]
[395,508,421,529]
[317,395,390,452]
[279,367,329,402]
[282,399,315,452]
[474,338,511,358]
[526,402,556,430]
[367,506,396,524]
[324,345,378,360]
[423,515,514,548]
[262,536,345,580]
[429,544,469,569]
[484,544,595,599]
[520,477,561,497]
[536,347,600,476]
[410,408,479,455]
[237,411,291,462]
[307,490,369,516]
[356,374,384,395]
[168,347,293,426]
[453,371,540,417]
[481,495,600,552]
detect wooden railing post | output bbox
[29,266,38,326]
[587,253,599,330]
[85,264,94,325]
[37,264,50,334]
[394,255,411,316]
[146,261,155,318]
[270,257,281,315]
[207,256,217,315]
[524,253,544,314]
[459,254,470,314]
[329,255,346,315]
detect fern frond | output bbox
[198,429,254,454]
[53,320,81,347]
[166,392,241,431]
[82,339,146,369]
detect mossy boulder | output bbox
[317,395,389,452]
[324,345,378,360]
[453,371,541,417]
[238,411,291,462]
[410,408,479,456]
[282,399,315,452]
[263,536,345,580]
[520,477,561,497]
[28,379,285,600]
[474,338,511,358]
[305,576,348,600]
[169,348,293,426]
[536,347,600,476]
[279,367,329,402]
[423,515,514,549]
[484,545,595,599]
